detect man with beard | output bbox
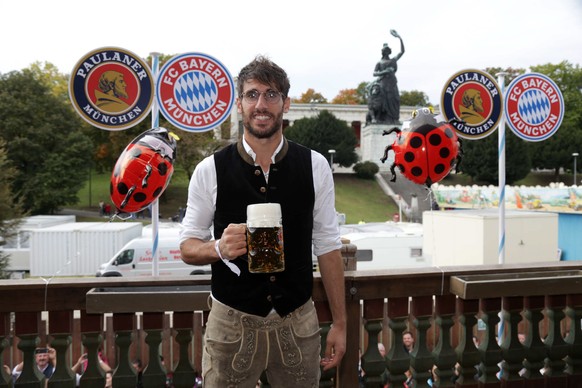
[180,55,346,387]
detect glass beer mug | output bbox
[246,203,285,273]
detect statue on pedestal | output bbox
[365,29,405,126]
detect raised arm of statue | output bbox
[390,29,405,60]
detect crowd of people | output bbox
[3,347,198,387]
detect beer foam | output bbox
[247,203,282,225]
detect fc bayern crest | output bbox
[504,73,564,142]
[156,52,235,132]
[440,69,503,140]
[69,47,154,131]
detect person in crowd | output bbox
[402,330,415,353]
[104,370,113,388]
[12,347,56,382]
[180,55,346,386]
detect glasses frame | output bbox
[239,89,284,105]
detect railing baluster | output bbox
[361,298,385,388]
[315,301,334,388]
[386,296,410,387]
[565,294,582,383]
[112,313,136,387]
[1,312,10,388]
[14,311,44,387]
[522,296,546,387]
[172,311,197,387]
[78,310,106,388]
[410,295,434,388]
[47,310,75,387]
[142,312,166,387]
[478,298,502,386]
[499,296,526,387]
[455,298,479,387]
[544,295,569,386]
[433,294,457,387]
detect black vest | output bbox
[212,139,315,317]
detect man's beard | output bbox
[243,108,283,139]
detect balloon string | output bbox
[426,187,445,295]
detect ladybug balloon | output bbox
[380,108,461,187]
[110,127,178,214]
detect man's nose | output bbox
[254,93,269,108]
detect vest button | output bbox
[254,169,261,176]
[260,186,267,193]
[269,276,276,282]
[266,295,272,302]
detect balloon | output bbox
[110,127,177,213]
[380,108,461,186]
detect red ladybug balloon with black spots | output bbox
[110,127,178,214]
[380,108,461,186]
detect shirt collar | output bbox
[242,135,284,165]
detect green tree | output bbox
[0,69,94,214]
[0,140,23,278]
[458,130,531,185]
[284,109,358,167]
[356,82,370,105]
[400,90,430,107]
[291,88,328,104]
[526,61,582,179]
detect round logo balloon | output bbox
[440,69,503,140]
[156,52,235,132]
[504,72,564,142]
[69,47,154,130]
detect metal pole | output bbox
[150,52,161,276]
[497,72,508,265]
[574,153,579,186]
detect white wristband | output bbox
[215,239,241,276]
[214,239,224,260]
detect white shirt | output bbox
[179,137,342,257]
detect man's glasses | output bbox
[239,90,283,104]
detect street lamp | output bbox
[574,152,579,186]
[328,149,336,169]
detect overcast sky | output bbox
[2,0,581,106]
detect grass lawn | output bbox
[73,170,399,224]
[72,168,574,224]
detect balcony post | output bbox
[565,294,582,382]
[477,298,502,385]
[14,311,44,387]
[521,296,546,387]
[78,310,106,388]
[1,312,11,387]
[455,298,479,387]
[544,294,568,385]
[432,294,457,387]
[172,312,197,387]
[142,312,167,387]
[314,301,335,387]
[410,295,434,387]
[112,313,137,387]
[361,298,386,388]
[47,310,75,388]
[499,296,526,386]
[386,296,410,387]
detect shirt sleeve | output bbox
[179,155,217,245]
[311,150,342,256]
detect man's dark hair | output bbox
[237,55,290,98]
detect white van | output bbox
[95,236,211,277]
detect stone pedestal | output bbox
[361,123,401,171]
